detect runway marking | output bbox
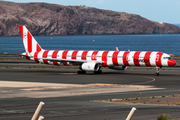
[114,74,156,85]
[131,76,155,85]
[58,72,156,85]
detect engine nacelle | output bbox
[81,62,99,71]
[108,66,127,70]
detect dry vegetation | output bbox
[95,94,180,106]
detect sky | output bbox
[4,0,180,24]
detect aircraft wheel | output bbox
[77,70,86,74]
[155,73,159,76]
[94,70,102,74]
[155,67,160,76]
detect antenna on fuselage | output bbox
[116,47,119,51]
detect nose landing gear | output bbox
[155,67,160,76]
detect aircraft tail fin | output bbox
[19,26,43,56]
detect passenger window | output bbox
[163,57,171,59]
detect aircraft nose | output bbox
[168,59,176,66]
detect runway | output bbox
[0,68,180,120]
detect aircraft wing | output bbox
[40,58,104,64]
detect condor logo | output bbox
[134,59,149,63]
[91,52,98,60]
[156,54,159,62]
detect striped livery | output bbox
[22,50,173,67]
[19,26,176,74]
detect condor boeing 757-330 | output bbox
[19,26,176,76]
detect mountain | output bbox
[0,1,180,36]
[174,24,180,27]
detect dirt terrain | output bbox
[96,94,180,106]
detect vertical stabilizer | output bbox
[19,26,43,55]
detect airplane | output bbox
[19,26,176,76]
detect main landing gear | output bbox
[155,67,161,76]
[77,70,102,74]
[77,65,86,74]
[94,70,102,74]
[77,70,86,74]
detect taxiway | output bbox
[0,68,180,120]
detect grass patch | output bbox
[157,114,171,120]
[96,94,180,106]
[146,68,155,70]
[0,57,29,61]
[157,114,180,120]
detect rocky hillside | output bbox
[0,1,180,36]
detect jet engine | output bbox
[81,62,100,71]
[108,66,127,70]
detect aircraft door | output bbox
[126,53,130,61]
[155,54,159,62]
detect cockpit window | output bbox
[163,57,172,59]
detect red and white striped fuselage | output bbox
[23,50,175,67]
